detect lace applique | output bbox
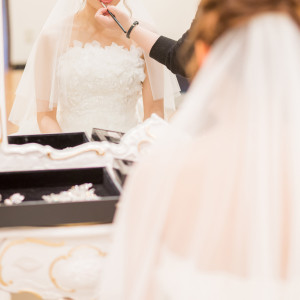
[56,41,146,133]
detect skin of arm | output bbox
[37,109,62,133]
[34,31,62,134]
[142,66,164,120]
[95,7,164,119]
[95,6,159,54]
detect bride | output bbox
[8,0,179,134]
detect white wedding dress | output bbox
[56,41,146,134]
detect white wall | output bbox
[140,0,199,39]
[8,0,57,65]
[7,0,199,65]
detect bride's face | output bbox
[87,0,121,9]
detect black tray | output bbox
[0,167,120,227]
[91,128,124,144]
[8,132,89,150]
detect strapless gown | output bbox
[56,41,146,134]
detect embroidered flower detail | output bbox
[56,41,145,133]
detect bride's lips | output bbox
[101,0,113,4]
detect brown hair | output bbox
[184,0,300,77]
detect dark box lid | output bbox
[91,128,124,144]
[8,132,89,150]
[0,167,120,227]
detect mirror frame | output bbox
[0,0,7,146]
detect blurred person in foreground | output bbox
[99,0,300,299]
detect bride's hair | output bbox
[184,0,300,77]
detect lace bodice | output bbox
[56,41,146,134]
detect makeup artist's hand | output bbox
[95,5,160,55]
[95,6,132,33]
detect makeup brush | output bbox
[100,2,127,34]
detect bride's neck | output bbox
[78,4,103,30]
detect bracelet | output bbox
[126,21,139,39]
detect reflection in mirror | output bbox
[4,0,57,135]
[3,0,197,141]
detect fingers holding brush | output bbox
[95,5,132,33]
[95,8,116,27]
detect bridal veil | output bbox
[99,13,300,299]
[8,0,179,133]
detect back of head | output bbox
[159,6,300,296]
[185,0,300,77]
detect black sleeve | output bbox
[149,15,198,78]
[149,31,189,77]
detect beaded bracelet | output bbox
[126,21,139,39]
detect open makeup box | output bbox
[8,132,90,149]
[8,128,124,149]
[0,167,121,227]
[1,130,137,227]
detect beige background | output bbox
[7,0,57,65]
[141,0,199,39]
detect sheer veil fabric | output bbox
[99,13,300,299]
[8,0,179,134]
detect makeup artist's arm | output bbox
[95,7,159,53]
[95,7,193,77]
[149,33,190,78]
[142,66,164,120]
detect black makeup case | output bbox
[8,132,89,150]
[0,167,120,227]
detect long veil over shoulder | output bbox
[9,0,180,134]
[8,0,79,133]
[99,13,300,299]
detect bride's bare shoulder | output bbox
[39,15,75,43]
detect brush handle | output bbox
[100,2,127,34]
[107,10,127,33]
